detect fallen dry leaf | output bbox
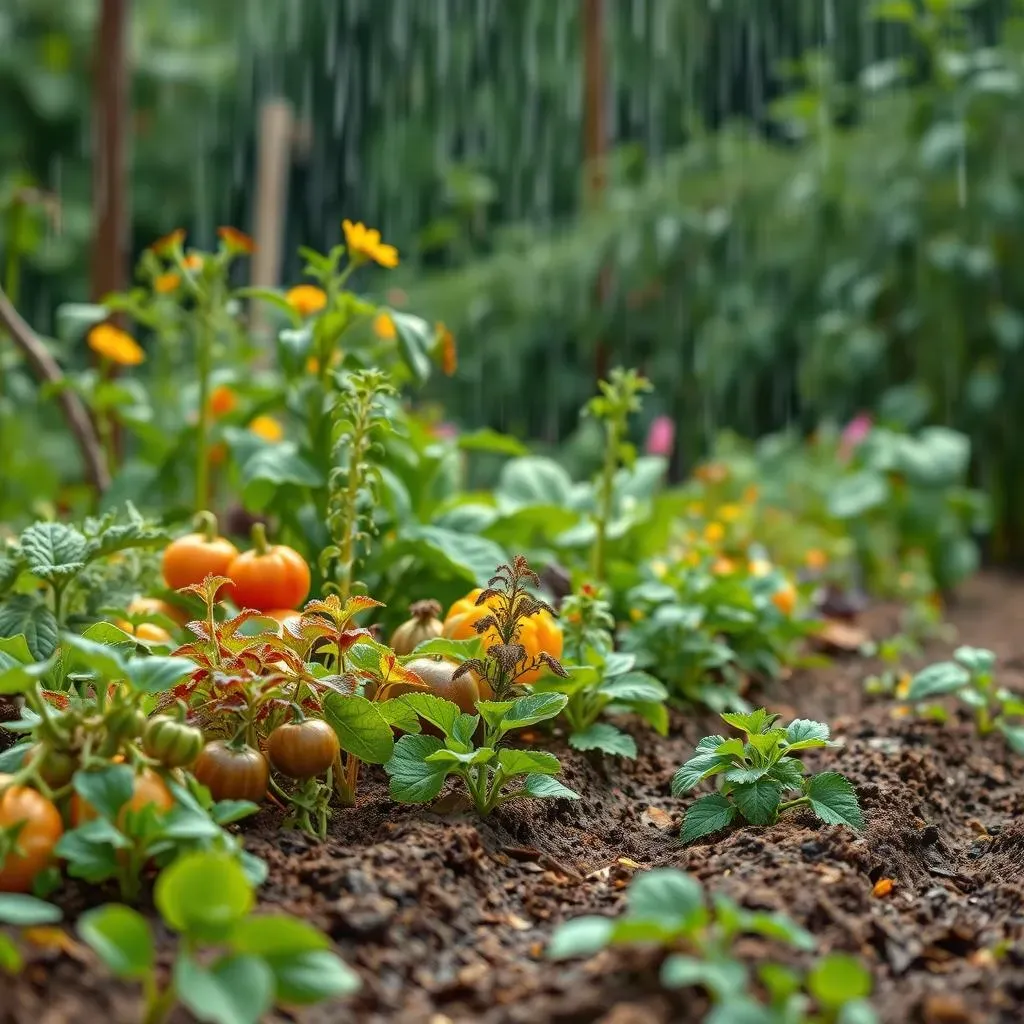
[641,806,674,829]
[506,913,532,932]
[23,927,87,961]
[815,619,870,652]
[873,878,895,898]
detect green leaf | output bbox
[229,914,328,956]
[998,723,1024,755]
[0,635,34,674]
[155,852,254,944]
[77,905,154,979]
[498,692,568,734]
[175,953,273,1024]
[872,0,916,23]
[627,869,704,921]
[547,917,614,960]
[0,933,22,973]
[62,634,128,680]
[671,752,733,795]
[569,723,637,758]
[394,692,462,737]
[126,655,195,693]
[497,749,561,776]
[0,596,59,660]
[523,774,579,800]
[377,698,422,734]
[596,672,668,704]
[737,907,816,951]
[682,794,737,843]
[456,429,529,456]
[766,758,805,791]
[264,948,361,1005]
[322,693,395,764]
[827,471,889,518]
[805,773,864,829]
[953,646,995,675]
[389,311,434,384]
[784,719,831,750]
[496,456,575,513]
[907,661,970,700]
[807,954,873,1008]
[240,443,324,512]
[384,734,450,803]
[20,522,87,579]
[401,636,483,662]
[73,764,134,821]
[732,779,783,825]
[720,708,778,735]
[233,286,302,327]
[0,894,62,926]
[56,820,129,881]
[660,955,747,999]
[399,526,509,589]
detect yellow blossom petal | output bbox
[373,312,396,340]
[154,271,180,294]
[88,323,145,367]
[343,218,400,268]
[285,284,327,318]
[249,415,283,442]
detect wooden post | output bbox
[583,0,610,382]
[250,98,295,348]
[90,0,130,304]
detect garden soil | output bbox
[6,572,1024,1024]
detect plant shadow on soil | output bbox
[7,573,1024,1023]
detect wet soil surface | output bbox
[6,572,1024,1023]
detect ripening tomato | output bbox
[22,746,77,789]
[772,582,797,616]
[162,514,238,592]
[134,622,173,644]
[266,720,339,779]
[0,777,63,893]
[71,768,174,827]
[442,589,563,683]
[193,741,269,803]
[226,524,310,612]
[127,596,189,627]
[142,716,205,769]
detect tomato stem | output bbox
[250,521,270,556]
[194,311,213,512]
[194,510,219,543]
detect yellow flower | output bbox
[183,253,204,271]
[88,323,145,367]
[306,350,343,374]
[629,608,644,623]
[217,226,256,254]
[719,504,741,523]
[650,560,667,580]
[154,271,180,294]
[895,673,912,699]
[748,559,773,578]
[712,557,736,576]
[209,385,236,417]
[149,229,185,257]
[703,522,725,544]
[249,415,283,442]
[805,548,828,571]
[438,322,457,376]
[342,219,399,268]
[285,285,327,318]
[373,312,396,339]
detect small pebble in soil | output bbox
[921,992,976,1023]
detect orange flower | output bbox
[805,548,828,571]
[249,415,283,442]
[438,322,457,376]
[771,582,797,616]
[88,323,145,366]
[306,350,342,374]
[183,253,203,271]
[217,226,256,254]
[154,271,180,294]
[150,229,185,257]
[209,385,236,417]
[748,559,773,578]
[285,284,327,318]
[703,522,725,544]
[342,219,399,268]
[712,557,735,576]
[373,312,396,340]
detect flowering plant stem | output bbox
[194,314,213,511]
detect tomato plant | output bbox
[0,778,63,893]
[161,511,239,593]
[227,523,310,612]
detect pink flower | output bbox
[839,413,872,461]
[645,415,675,457]
[432,421,459,441]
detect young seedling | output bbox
[536,583,668,758]
[548,867,877,1024]
[674,709,864,843]
[77,850,359,1024]
[905,646,1024,754]
[0,894,64,974]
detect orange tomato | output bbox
[442,589,562,684]
[0,778,63,893]
[227,525,310,613]
[127,597,189,627]
[772,583,797,616]
[71,768,174,828]
[162,515,238,592]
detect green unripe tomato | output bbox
[106,704,148,742]
[142,716,205,769]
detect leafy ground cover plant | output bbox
[384,557,579,813]
[77,849,359,1024]
[904,646,1024,754]
[534,582,668,758]
[548,867,877,1024]
[674,709,864,843]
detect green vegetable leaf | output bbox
[73,764,134,821]
[732,779,783,825]
[377,697,422,734]
[229,914,328,957]
[322,693,395,764]
[784,719,831,749]
[596,672,668,704]
[264,948,362,1005]
[671,752,733,795]
[569,723,637,759]
[0,596,59,660]
[497,749,561,777]
[400,636,483,662]
[547,916,614,960]
[627,869,704,921]
[126,655,195,693]
[0,894,62,926]
[720,708,778,735]
[155,852,254,944]
[497,692,568,734]
[660,955,748,999]
[682,794,737,843]
[394,692,462,738]
[766,758,805,791]
[906,661,970,700]
[77,905,154,979]
[20,522,87,580]
[953,645,995,675]
[805,773,864,829]
[523,774,579,800]
[385,734,450,803]
[175,952,274,1024]
[807,953,873,1008]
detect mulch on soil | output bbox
[6,573,1024,1024]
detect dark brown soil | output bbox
[6,572,1024,1024]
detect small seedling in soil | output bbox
[905,646,1024,754]
[674,708,864,843]
[77,849,359,1024]
[536,582,668,758]
[548,867,877,1024]
[0,893,63,973]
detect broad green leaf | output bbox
[732,779,782,825]
[720,708,778,735]
[322,693,395,764]
[426,747,494,766]
[523,774,579,800]
[497,748,561,776]
[155,852,254,944]
[785,719,830,748]
[998,723,1024,755]
[401,636,483,662]
[569,723,637,759]
[73,764,134,821]
[233,286,302,327]
[805,773,865,829]
[766,758,805,791]
[499,692,568,734]
[0,934,21,973]
[807,954,873,1008]
[682,794,737,843]
[953,646,995,675]
[671,752,732,795]
[389,311,433,384]
[546,916,614,960]
[20,522,87,578]
[660,955,747,999]
[827,471,888,518]
[907,661,970,700]
[739,909,816,951]
[175,952,274,1024]
[62,633,128,679]
[229,914,328,957]
[77,905,154,979]
[399,526,509,589]
[456,428,529,456]
[0,894,62,926]
[377,697,422,734]
[394,692,462,738]
[596,672,669,704]
[474,699,514,732]
[385,734,450,803]
[126,655,195,693]
[264,948,361,1004]
[630,699,670,736]
[56,820,130,881]
[240,443,324,512]
[0,596,59,660]
[495,456,574,513]
[627,869,704,921]
[0,635,33,674]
